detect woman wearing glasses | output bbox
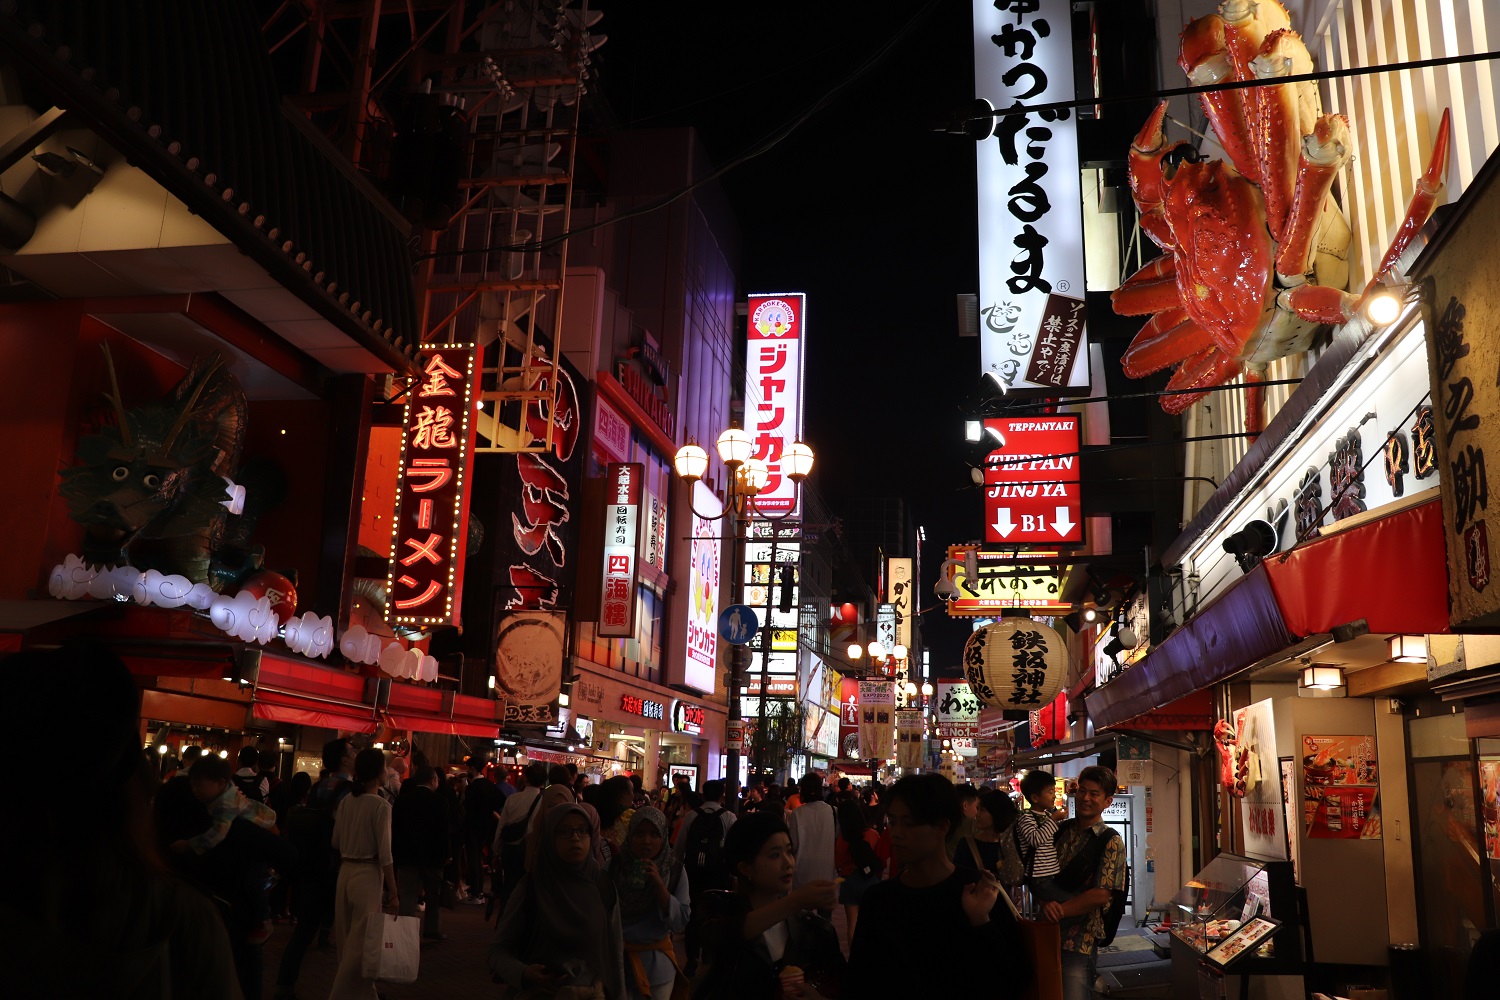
[490,802,626,999]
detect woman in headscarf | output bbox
[525,782,579,870]
[491,802,626,999]
[610,807,690,1000]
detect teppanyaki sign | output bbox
[973,0,1088,392]
[983,415,1083,545]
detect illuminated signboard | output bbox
[599,463,643,637]
[888,558,913,650]
[678,480,722,693]
[672,700,706,735]
[936,680,981,738]
[944,544,1068,616]
[973,0,1088,391]
[983,415,1083,545]
[621,694,666,721]
[744,293,806,516]
[386,344,479,627]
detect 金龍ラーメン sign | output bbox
[745,293,806,516]
[973,0,1088,392]
[387,345,479,627]
[599,463,643,637]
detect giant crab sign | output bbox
[1111,0,1451,436]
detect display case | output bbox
[1168,853,1302,977]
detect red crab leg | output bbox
[1362,107,1452,295]
[1250,30,1312,241]
[1179,16,1258,185]
[1160,347,1243,415]
[1281,284,1359,325]
[1220,0,1291,81]
[1111,259,1180,316]
[1275,114,1352,280]
[1243,370,1266,439]
[1122,311,1215,378]
[1128,102,1187,250]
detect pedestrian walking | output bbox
[463,755,502,906]
[692,811,843,1000]
[327,747,399,1000]
[234,745,270,802]
[611,807,690,999]
[525,782,580,870]
[784,773,836,919]
[674,778,736,977]
[494,761,547,905]
[598,775,637,862]
[393,763,449,941]
[833,798,887,941]
[846,774,1028,998]
[2,644,242,1000]
[1045,766,1128,1000]
[490,802,626,999]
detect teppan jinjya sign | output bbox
[1417,164,1500,628]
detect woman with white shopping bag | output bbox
[490,801,626,999]
[328,747,401,999]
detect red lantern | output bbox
[243,570,297,623]
[837,602,858,625]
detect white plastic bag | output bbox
[362,913,420,984]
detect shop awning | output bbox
[1008,729,1198,770]
[251,653,377,734]
[1088,498,1450,731]
[383,683,503,739]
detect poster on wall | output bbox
[676,480,722,693]
[896,709,924,769]
[1481,759,1500,860]
[857,680,895,761]
[1234,701,1287,861]
[1302,734,1381,840]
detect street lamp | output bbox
[674,430,814,808]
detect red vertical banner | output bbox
[745,293,805,516]
[599,462,643,638]
[385,344,479,627]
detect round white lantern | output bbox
[961,618,1067,710]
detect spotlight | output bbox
[965,420,983,443]
[1082,608,1100,623]
[1364,287,1405,326]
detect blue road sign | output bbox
[718,605,759,645]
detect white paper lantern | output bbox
[961,619,1068,710]
[419,654,438,683]
[303,614,335,659]
[154,574,194,609]
[239,594,279,644]
[209,594,243,635]
[340,624,370,662]
[379,642,407,676]
[47,563,67,599]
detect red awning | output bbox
[383,685,501,739]
[1262,497,1450,637]
[252,652,376,733]
[252,690,378,734]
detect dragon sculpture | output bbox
[58,346,273,588]
[1112,0,1451,436]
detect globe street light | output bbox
[673,430,814,807]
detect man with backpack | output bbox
[1044,765,1128,1000]
[491,761,546,910]
[673,778,736,977]
[232,745,269,801]
[273,738,354,1000]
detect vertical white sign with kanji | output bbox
[386,344,479,627]
[745,293,805,516]
[598,462,642,638]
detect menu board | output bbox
[1301,734,1381,840]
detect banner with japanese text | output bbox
[598,463,643,638]
[745,293,806,516]
[896,709,924,769]
[386,344,480,627]
[857,680,895,761]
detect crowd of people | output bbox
[3,643,1139,1000]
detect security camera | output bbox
[934,574,959,601]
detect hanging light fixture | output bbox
[847,643,863,660]
[784,441,816,482]
[1298,663,1347,698]
[716,426,753,467]
[740,457,770,494]
[1388,634,1427,664]
[673,442,709,482]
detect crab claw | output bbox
[1282,284,1359,325]
[1179,16,1258,184]
[1161,347,1243,415]
[1251,29,1314,240]
[1129,102,1189,249]
[1364,107,1452,294]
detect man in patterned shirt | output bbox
[1043,766,1127,1000]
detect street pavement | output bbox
[259,894,853,998]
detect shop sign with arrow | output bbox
[983,415,1084,546]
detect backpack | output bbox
[682,809,730,891]
[995,826,1026,886]
[847,835,881,880]
[1054,825,1128,947]
[283,779,351,876]
[232,772,265,802]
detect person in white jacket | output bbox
[785,772,836,919]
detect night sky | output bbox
[600,2,985,659]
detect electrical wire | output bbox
[419,0,942,262]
